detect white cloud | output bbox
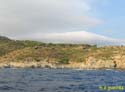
[0,0,124,46]
[12,31,124,46]
[0,0,103,37]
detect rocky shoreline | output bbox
[1,56,125,70]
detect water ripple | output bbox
[0,69,124,92]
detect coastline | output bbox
[0,61,125,70]
[0,36,125,70]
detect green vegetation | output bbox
[0,36,44,56]
[57,57,69,64]
[0,35,125,66]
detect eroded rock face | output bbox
[0,55,125,69]
[83,55,125,69]
[114,57,125,69]
[82,57,115,69]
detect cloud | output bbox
[12,31,124,46]
[0,0,103,37]
[0,0,124,46]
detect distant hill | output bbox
[0,36,10,41]
[36,31,124,46]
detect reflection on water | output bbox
[0,69,124,92]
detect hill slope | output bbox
[0,36,45,56]
[0,36,125,69]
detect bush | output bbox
[78,58,84,62]
[57,57,69,64]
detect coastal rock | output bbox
[83,57,115,69]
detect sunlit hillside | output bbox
[0,36,125,69]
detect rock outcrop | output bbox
[0,55,125,69]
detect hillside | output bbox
[0,36,125,69]
[0,36,45,56]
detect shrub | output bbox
[57,57,69,64]
[78,58,84,62]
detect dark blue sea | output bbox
[0,69,125,92]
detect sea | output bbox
[0,68,125,92]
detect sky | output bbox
[0,0,125,45]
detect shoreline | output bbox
[1,63,125,70]
[1,67,125,71]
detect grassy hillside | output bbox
[0,45,90,63]
[0,36,125,69]
[0,36,45,56]
[0,36,94,63]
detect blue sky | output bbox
[88,0,125,39]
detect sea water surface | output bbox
[0,69,125,92]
